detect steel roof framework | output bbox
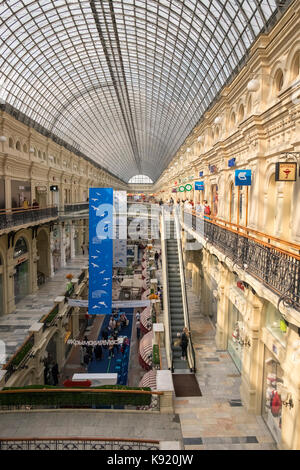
[0,0,289,182]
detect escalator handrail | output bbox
[160,209,174,372]
[174,207,196,373]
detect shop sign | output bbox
[199,171,203,177]
[16,255,28,265]
[36,186,47,192]
[195,181,204,190]
[171,188,177,193]
[228,158,236,167]
[185,183,192,191]
[235,169,252,186]
[50,185,59,191]
[178,185,185,192]
[275,162,297,181]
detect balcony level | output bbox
[183,210,300,320]
[0,206,58,235]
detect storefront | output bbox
[227,300,245,372]
[13,237,30,304]
[261,302,287,445]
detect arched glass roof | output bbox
[0,0,290,182]
[128,174,153,184]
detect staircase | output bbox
[166,220,189,371]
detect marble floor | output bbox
[0,255,89,365]
[176,284,277,451]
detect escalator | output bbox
[166,220,190,371]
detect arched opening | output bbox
[128,175,153,184]
[211,184,218,216]
[291,51,300,80]
[16,141,21,151]
[37,230,50,286]
[8,137,13,148]
[23,144,27,153]
[266,174,276,234]
[238,104,244,122]
[229,182,235,222]
[13,237,30,304]
[274,69,284,93]
[230,112,236,127]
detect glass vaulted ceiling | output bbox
[0,0,289,182]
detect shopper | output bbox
[180,328,189,361]
[203,200,211,219]
[94,344,103,361]
[51,363,59,385]
[136,319,141,341]
[154,250,159,269]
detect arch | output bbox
[37,228,50,285]
[273,68,284,94]
[15,140,21,151]
[8,137,14,149]
[291,51,300,81]
[13,234,31,305]
[238,103,245,122]
[230,111,236,127]
[128,175,153,184]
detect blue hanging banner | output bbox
[88,188,113,315]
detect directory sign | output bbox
[195,182,204,190]
[88,188,113,315]
[235,170,252,186]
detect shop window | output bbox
[265,303,287,346]
[16,141,21,151]
[262,348,283,445]
[13,237,28,259]
[227,301,244,372]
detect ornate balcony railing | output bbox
[63,203,89,213]
[0,206,58,231]
[0,437,160,451]
[184,211,300,312]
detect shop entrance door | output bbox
[14,260,29,304]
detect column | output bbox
[6,245,15,314]
[215,264,229,350]
[70,222,76,259]
[60,223,66,267]
[240,291,264,413]
[4,176,11,210]
[31,237,38,293]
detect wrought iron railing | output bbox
[0,206,58,231]
[63,203,89,213]
[0,437,160,451]
[184,211,300,311]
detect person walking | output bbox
[203,200,211,220]
[51,363,59,385]
[83,351,90,371]
[154,250,159,269]
[94,344,102,361]
[136,319,141,341]
[180,328,189,361]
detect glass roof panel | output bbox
[0,0,289,182]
